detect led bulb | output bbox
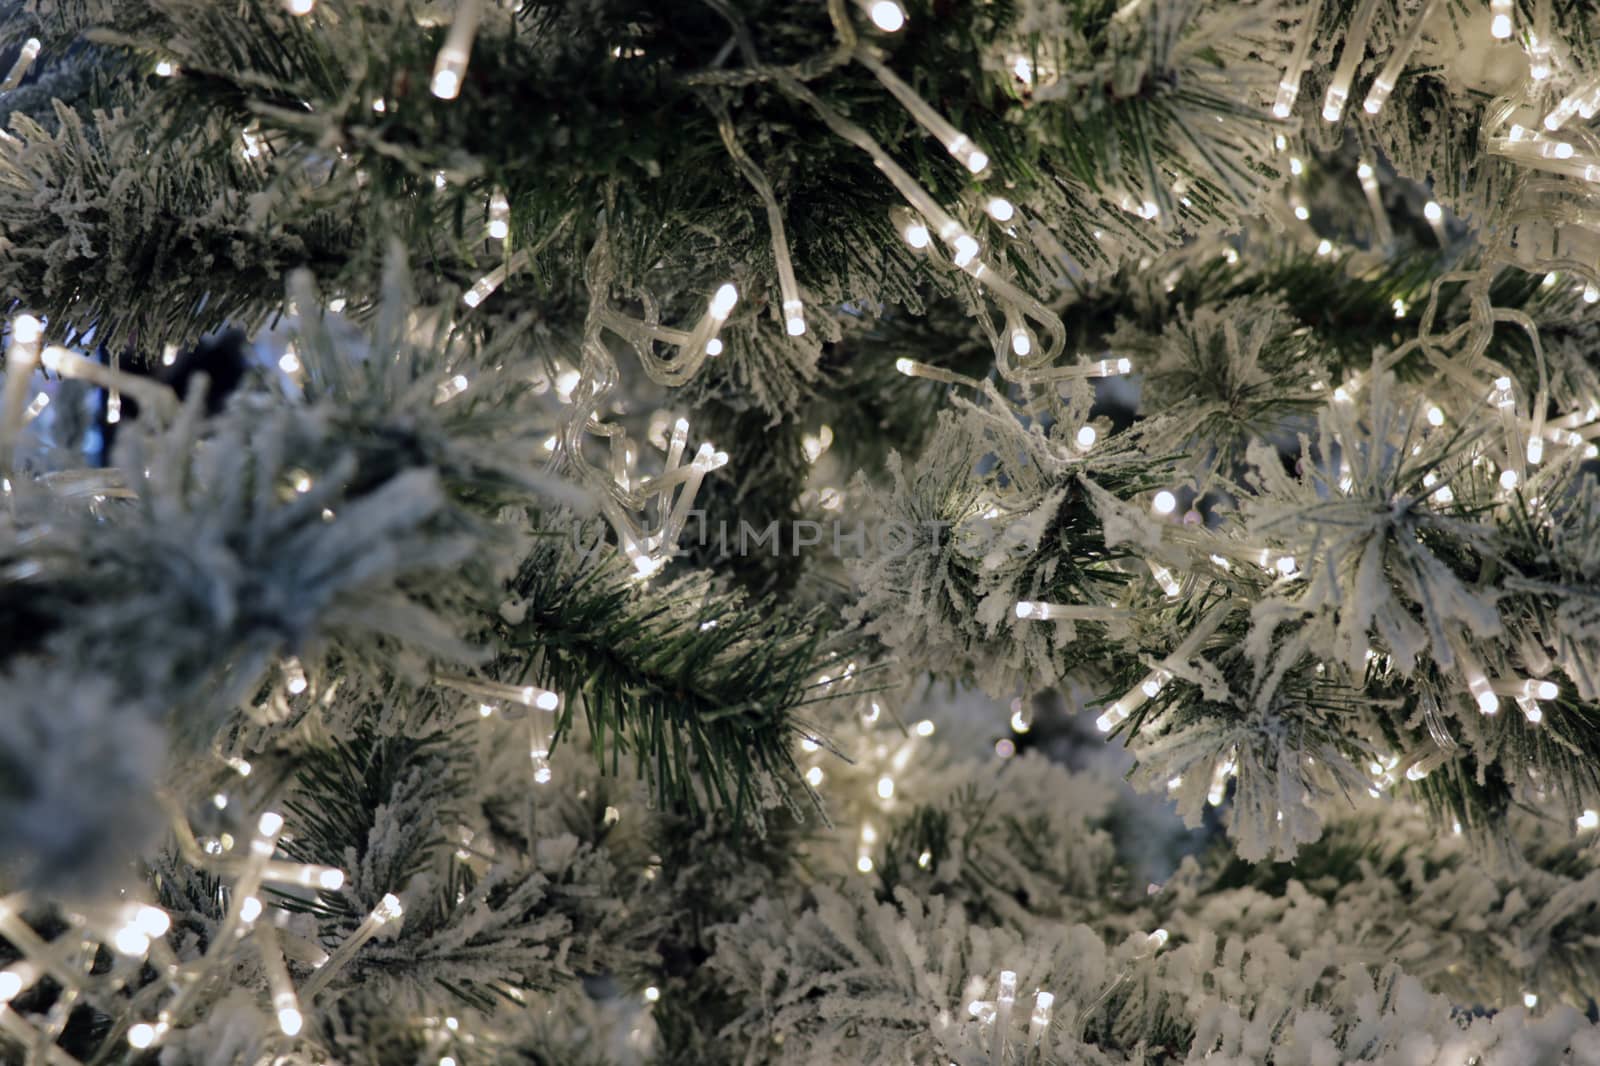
[986,197,1015,222]
[1424,201,1443,222]
[1076,425,1097,449]
[783,299,806,336]
[10,314,42,346]
[1152,490,1177,515]
[432,69,461,99]
[868,1,905,31]
[278,1008,304,1036]
[709,283,739,320]
[904,222,931,249]
[134,905,170,938]
[285,0,314,13]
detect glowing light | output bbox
[1076,425,1097,449]
[805,766,824,786]
[259,812,285,837]
[986,197,1015,222]
[1579,810,1599,830]
[952,234,980,267]
[1423,201,1443,222]
[709,283,739,320]
[113,926,151,956]
[1010,329,1031,356]
[239,896,263,923]
[1490,13,1511,38]
[857,855,874,873]
[0,972,22,1002]
[876,776,895,800]
[286,0,314,12]
[868,1,905,32]
[1316,239,1333,256]
[904,222,931,248]
[1499,469,1519,491]
[487,190,510,240]
[128,1024,158,1049]
[1524,993,1539,1009]
[895,357,915,376]
[1427,406,1445,426]
[278,1008,303,1035]
[915,719,935,736]
[154,60,176,76]
[134,905,170,938]
[11,314,42,346]
[432,69,461,98]
[1152,490,1177,515]
[644,986,661,1003]
[705,338,723,356]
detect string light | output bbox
[285,0,315,13]
[1272,0,1323,117]
[867,1,905,32]
[1014,601,1124,622]
[1362,0,1438,115]
[301,894,404,1000]
[1,38,39,92]
[855,52,989,175]
[1321,0,1381,122]
[1490,0,1513,39]
[431,0,483,99]
[487,189,509,240]
[1151,490,1177,515]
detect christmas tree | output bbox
[3,0,1600,1062]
